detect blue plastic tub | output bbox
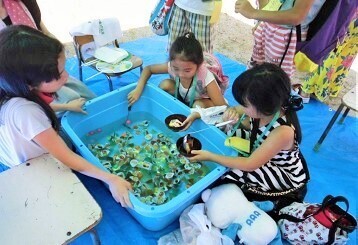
[61,83,235,231]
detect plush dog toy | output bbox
[201,184,281,245]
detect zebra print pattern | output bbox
[224,116,309,192]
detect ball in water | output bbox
[126,119,131,125]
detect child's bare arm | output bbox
[222,106,250,129]
[235,0,314,25]
[181,112,201,131]
[206,80,228,106]
[190,125,294,171]
[50,98,86,114]
[128,63,169,106]
[257,0,270,9]
[34,128,133,208]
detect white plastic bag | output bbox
[190,105,227,125]
[157,228,184,245]
[180,204,233,245]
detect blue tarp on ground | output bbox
[66,35,357,244]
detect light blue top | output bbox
[280,0,326,31]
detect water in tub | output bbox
[83,112,210,206]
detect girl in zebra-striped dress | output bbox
[190,63,310,216]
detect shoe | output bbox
[299,94,310,104]
[292,84,310,104]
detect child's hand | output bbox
[235,0,255,18]
[128,88,142,106]
[181,112,201,131]
[67,98,87,114]
[107,175,133,208]
[189,150,213,162]
[222,107,239,124]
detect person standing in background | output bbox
[168,0,222,53]
[235,0,325,80]
[0,0,53,36]
[300,13,357,103]
[0,0,96,115]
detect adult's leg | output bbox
[168,5,190,50]
[188,12,214,53]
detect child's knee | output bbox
[159,79,175,93]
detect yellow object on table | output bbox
[225,136,250,154]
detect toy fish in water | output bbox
[87,120,210,205]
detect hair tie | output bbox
[185,33,190,38]
[283,95,303,111]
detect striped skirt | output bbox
[249,22,302,78]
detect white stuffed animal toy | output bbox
[201,184,280,245]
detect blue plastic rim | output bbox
[61,83,235,231]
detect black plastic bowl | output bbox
[165,114,187,132]
[176,136,202,157]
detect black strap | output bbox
[327,221,339,245]
[298,150,310,181]
[278,0,295,67]
[296,24,301,42]
[279,28,293,67]
[321,195,349,213]
[277,212,306,222]
[181,78,194,103]
[249,119,259,153]
[306,0,339,41]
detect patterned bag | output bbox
[149,0,174,36]
[277,195,357,245]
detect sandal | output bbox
[292,84,310,104]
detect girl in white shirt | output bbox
[128,32,227,128]
[0,25,132,208]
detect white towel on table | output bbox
[69,18,122,47]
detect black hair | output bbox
[232,63,302,143]
[0,25,63,131]
[169,32,204,65]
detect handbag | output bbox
[149,0,175,36]
[277,195,357,244]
